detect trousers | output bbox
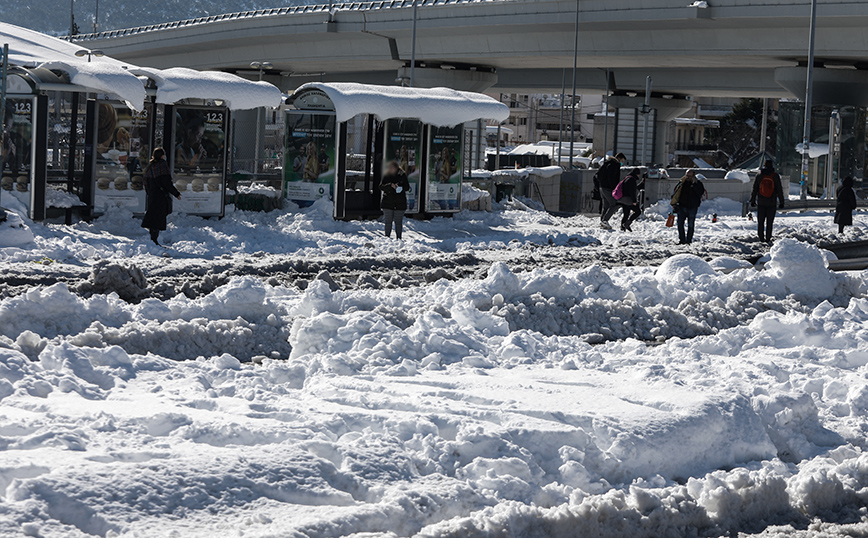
[756,205,776,242]
[676,206,698,244]
[383,209,405,239]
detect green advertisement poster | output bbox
[384,118,422,213]
[172,107,227,217]
[1,98,35,213]
[426,125,463,212]
[284,111,336,206]
[93,102,151,215]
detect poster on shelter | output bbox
[1,98,35,212]
[426,125,462,212]
[283,111,336,206]
[172,107,227,216]
[384,118,422,213]
[93,102,151,215]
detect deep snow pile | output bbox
[2,235,868,536]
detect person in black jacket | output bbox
[380,160,411,240]
[617,168,643,232]
[671,170,706,244]
[835,176,858,234]
[597,152,627,229]
[141,148,182,246]
[749,160,786,243]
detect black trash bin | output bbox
[495,183,515,203]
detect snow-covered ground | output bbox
[1,195,868,537]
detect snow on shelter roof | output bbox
[1,23,146,110]
[0,23,281,111]
[292,83,510,127]
[129,67,282,111]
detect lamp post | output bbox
[74,49,104,62]
[800,0,818,201]
[410,0,418,87]
[568,0,579,169]
[250,61,273,173]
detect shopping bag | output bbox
[665,213,675,227]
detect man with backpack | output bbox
[749,160,785,243]
[596,152,627,229]
[671,169,706,245]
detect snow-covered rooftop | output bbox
[129,67,282,111]
[292,82,510,126]
[0,22,282,111]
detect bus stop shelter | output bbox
[283,82,509,219]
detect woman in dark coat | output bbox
[616,168,644,232]
[835,176,858,234]
[380,160,410,240]
[141,148,181,246]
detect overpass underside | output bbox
[79,0,868,100]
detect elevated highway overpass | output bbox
[75,0,868,102]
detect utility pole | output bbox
[759,98,768,158]
[800,0,818,201]
[557,69,566,166]
[70,0,74,36]
[0,44,8,208]
[250,61,273,173]
[641,76,652,167]
[410,0,418,87]
[568,0,579,169]
[602,68,610,159]
[93,0,99,33]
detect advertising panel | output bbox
[172,107,227,216]
[1,97,35,212]
[283,111,336,206]
[426,125,463,212]
[384,118,422,214]
[92,102,151,214]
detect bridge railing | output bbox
[69,0,506,41]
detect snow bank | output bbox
[0,209,33,247]
[725,169,752,183]
[765,239,836,298]
[294,82,510,126]
[45,188,85,208]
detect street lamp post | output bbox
[74,49,104,62]
[250,61,273,173]
[410,0,418,87]
[569,0,579,169]
[800,0,818,201]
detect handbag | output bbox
[665,213,675,227]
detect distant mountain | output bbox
[0,0,321,36]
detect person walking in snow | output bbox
[671,169,706,245]
[749,159,785,243]
[616,168,643,232]
[141,148,182,246]
[597,152,627,229]
[835,176,858,234]
[381,160,410,240]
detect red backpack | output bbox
[758,174,775,198]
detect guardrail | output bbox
[69,0,498,41]
[742,199,868,215]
